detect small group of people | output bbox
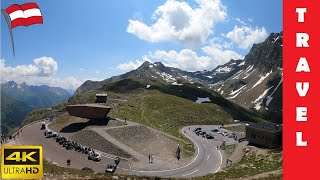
[148,155,155,163]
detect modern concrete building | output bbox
[66,104,111,119]
[66,94,111,119]
[95,94,108,103]
[245,122,282,148]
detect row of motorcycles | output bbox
[41,121,101,162]
[55,135,101,161]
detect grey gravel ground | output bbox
[71,129,131,158]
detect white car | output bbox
[88,153,101,162]
[105,163,117,173]
[45,131,57,138]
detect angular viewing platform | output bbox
[66,104,112,119]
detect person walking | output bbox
[67,159,71,166]
[148,155,151,163]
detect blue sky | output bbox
[1,0,282,90]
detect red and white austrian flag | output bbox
[5,2,43,29]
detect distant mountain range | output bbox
[76,32,283,123]
[1,81,71,135]
[1,81,71,108]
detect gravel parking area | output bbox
[106,125,192,170]
[71,129,131,158]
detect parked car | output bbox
[46,131,57,138]
[206,134,214,139]
[223,132,229,136]
[88,153,101,162]
[211,129,219,132]
[228,133,235,138]
[81,167,93,172]
[105,163,117,173]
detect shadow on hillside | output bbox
[60,118,111,133]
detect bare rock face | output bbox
[66,104,111,119]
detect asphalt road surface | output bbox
[17,121,224,178]
[128,126,223,178]
[18,120,130,174]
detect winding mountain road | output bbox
[15,121,224,178]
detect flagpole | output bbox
[1,9,15,57]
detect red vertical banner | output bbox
[283,0,320,179]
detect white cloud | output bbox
[117,60,145,71]
[118,47,243,72]
[202,46,244,65]
[150,49,211,71]
[33,57,58,76]
[235,18,246,25]
[0,58,83,90]
[226,26,268,49]
[117,56,152,71]
[127,0,227,45]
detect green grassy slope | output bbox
[68,79,265,140]
[1,91,33,135]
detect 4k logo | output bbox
[6,151,37,162]
[1,146,43,179]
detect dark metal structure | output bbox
[245,122,282,148]
[95,94,108,103]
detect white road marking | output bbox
[207,154,210,160]
[182,169,199,177]
[214,147,223,173]
[203,144,207,148]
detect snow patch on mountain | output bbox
[253,86,274,110]
[243,69,256,79]
[172,82,183,86]
[196,97,211,103]
[272,35,280,43]
[238,61,245,66]
[215,66,232,73]
[230,85,247,96]
[227,85,246,99]
[249,70,273,91]
[156,72,176,83]
[266,76,283,106]
[231,69,245,80]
